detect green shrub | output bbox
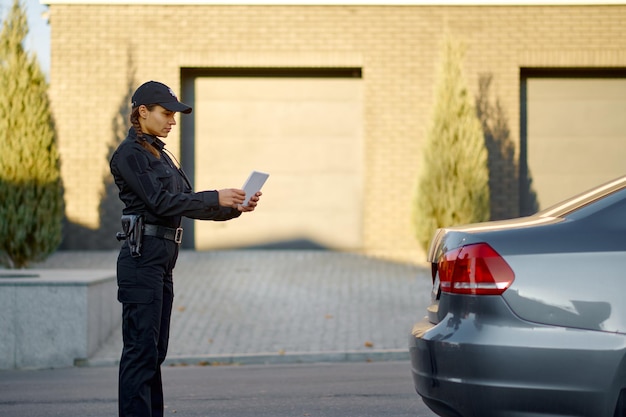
[0,0,63,268]
[413,37,490,252]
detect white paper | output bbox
[242,170,269,206]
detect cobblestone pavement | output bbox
[32,250,432,366]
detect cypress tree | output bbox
[0,0,63,268]
[413,37,490,252]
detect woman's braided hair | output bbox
[130,104,160,159]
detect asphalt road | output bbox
[0,361,439,417]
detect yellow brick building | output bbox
[44,1,626,263]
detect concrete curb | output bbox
[80,349,410,368]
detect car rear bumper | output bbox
[409,295,626,417]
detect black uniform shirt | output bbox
[110,128,240,228]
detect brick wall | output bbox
[48,3,626,262]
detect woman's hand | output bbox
[238,191,262,212]
[218,188,246,208]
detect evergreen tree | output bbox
[0,0,63,268]
[413,37,490,252]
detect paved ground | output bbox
[31,250,432,367]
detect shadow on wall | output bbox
[60,52,134,250]
[238,239,330,250]
[476,73,538,220]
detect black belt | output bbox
[144,224,183,244]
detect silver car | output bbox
[409,176,626,417]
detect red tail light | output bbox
[438,243,515,295]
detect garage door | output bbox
[525,75,626,210]
[191,74,364,250]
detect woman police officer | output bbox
[110,80,261,417]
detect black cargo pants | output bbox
[116,236,179,417]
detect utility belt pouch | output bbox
[115,214,144,257]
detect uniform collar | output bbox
[128,128,166,151]
[146,135,166,151]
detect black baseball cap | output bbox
[131,81,192,114]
